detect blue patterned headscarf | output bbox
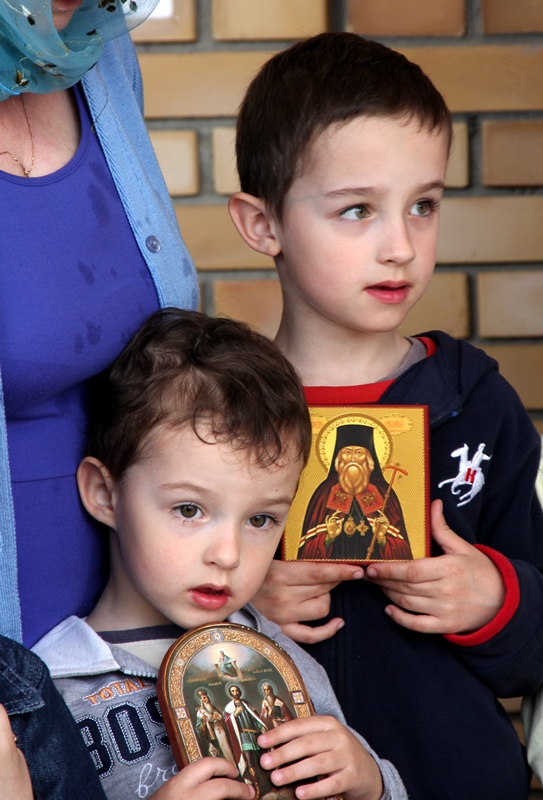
[0,0,159,100]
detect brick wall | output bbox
[133,1,543,794]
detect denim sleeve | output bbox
[5,647,106,800]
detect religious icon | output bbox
[158,623,343,800]
[283,405,429,563]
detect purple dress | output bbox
[0,86,159,646]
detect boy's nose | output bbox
[377,218,416,265]
[205,524,241,570]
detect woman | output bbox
[0,0,198,646]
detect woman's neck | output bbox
[0,89,80,177]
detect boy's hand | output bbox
[150,758,254,800]
[364,499,506,635]
[258,716,382,800]
[0,705,33,800]
[252,560,363,644]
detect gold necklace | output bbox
[0,94,35,177]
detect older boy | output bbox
[228,32,543,800]
[33,309,406,800]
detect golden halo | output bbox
[315,413,392,472]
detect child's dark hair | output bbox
[86,309,311,479]
[236,32,452,221]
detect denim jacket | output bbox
[0,34,198,641]
[1,635,106,799]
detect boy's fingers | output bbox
[295,561,364,586]
[271,559,363,589]
[253,560,362,629]
[295,589,333,621]
[155,774,253,800]
[180,756,240,783]
[365,552,465,588]
[381,587,438,613]
[366,564,445,596]
[365,559,426,584]
[430,499,473,555]
[259,715,335,750]
[384,604,451,634]
[269,754,330,790]
[288,772,346,800]
[280,617,345,644]
[199,780,253,800]
[153,758,255,800]
[258,719,363,799]
[253,583,333,626]
[366,499,473,585]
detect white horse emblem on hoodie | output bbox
[438,443,491,507]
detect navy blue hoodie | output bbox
[304,331,543,800]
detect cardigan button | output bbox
[146,235,161,253]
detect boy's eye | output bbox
[175,503,201,519]
[249,514,273,529]
[411,199,436,217]
[340,205,369,221]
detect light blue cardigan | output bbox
[0,35,199,641]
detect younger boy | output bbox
[228,32,543,800]
[33,309,406,800]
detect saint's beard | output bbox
[337,461,370,495]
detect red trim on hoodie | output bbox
[444,545,520,647]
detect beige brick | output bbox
[400,273,469,338]
[214,279,282,338]
[482,344,543,409]
[212,0,327,40]
[438,197,543,263]
[132,0,196,42]
[446,122,469,188]
[175,205,274,270]
[482,121,543,186]
[148,130,199,195]
[140,46,543,119]
[478,272,543,338]
[399,45,543,112]
[482,0,543,33]
[213,127,238,195]
[347,0,465,36]
[140,51,274,118]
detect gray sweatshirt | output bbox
[33,605,407,800]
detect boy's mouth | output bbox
[191,584,231,611]
[365,281,410,305]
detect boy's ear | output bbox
[77,457,116,529]
[228,192,282,258]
